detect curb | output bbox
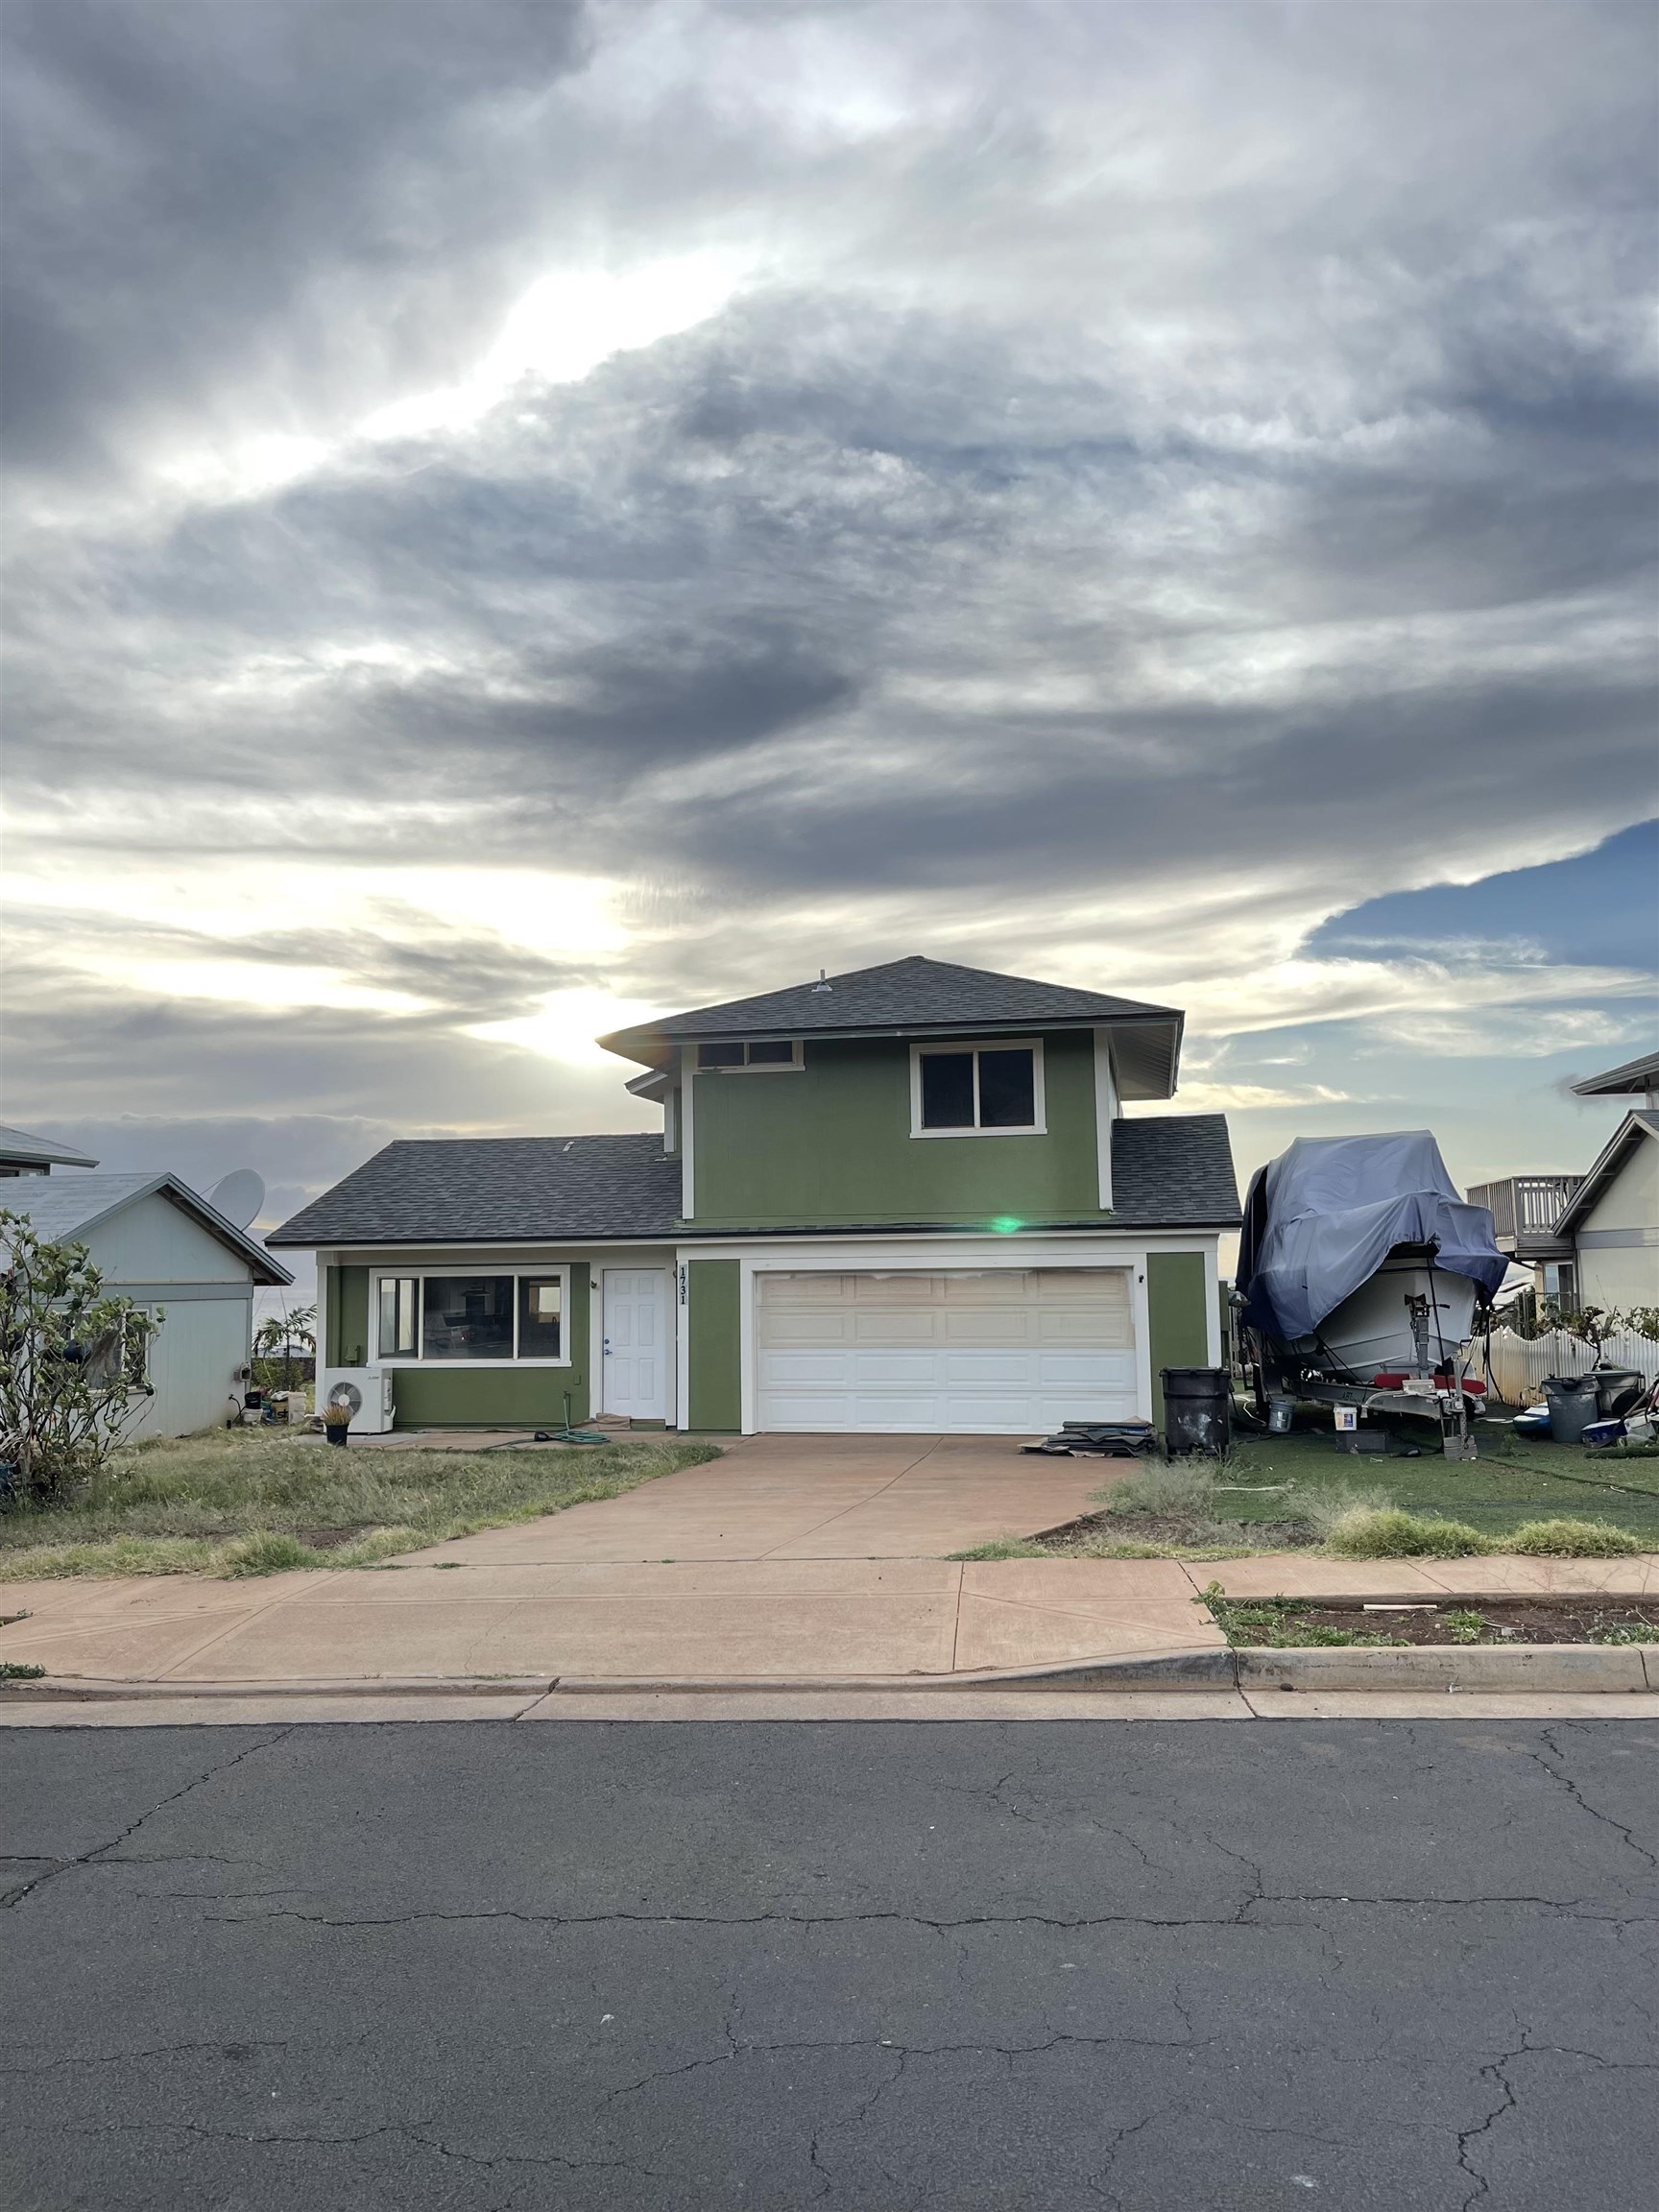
[0,1676,555,1703]
[1235,1644,1654,1695]
[3,1646,1654,1699]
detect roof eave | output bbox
[599,1006,1184,1070]
[1552,1111,1656,1236]
[1571,1050,1659,1097]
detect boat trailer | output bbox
[1299,1377,1479,1459]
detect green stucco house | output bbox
[268,956,1240,1437]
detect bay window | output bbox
[373,1270,569,1362]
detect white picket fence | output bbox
[1479,1326,1659,1408]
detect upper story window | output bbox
[374,1271,569,1363]
[696,1039,803,1071]
[910,1039,1046,1137]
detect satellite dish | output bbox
[208,1168,264,1231]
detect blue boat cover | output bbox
[1236,1130,1507,1347]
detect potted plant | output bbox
[322,1395,352,1448]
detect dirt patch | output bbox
[1036,1509,1319,1552]
[1215,1596,1659,1648]
[290,1526,373,1551]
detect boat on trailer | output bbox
[1234,1132,1508,1455]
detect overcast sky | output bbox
[2,0,1655,1293]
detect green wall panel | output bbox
[686,1259,741,1431]
[389,1365,589,1431]
[327,1266,370,1367]
[1146,1251,1211,1431]
[689,1032,1107,1229]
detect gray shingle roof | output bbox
[1109,1115,1240,1226]
[0,1173,292,1285]
[600,955,1179,1054]
[267,1117,1239,1246]
[267,1136,685,1246]
[0,1122,99,1168]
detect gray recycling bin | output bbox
[1542,1374,1599,1444]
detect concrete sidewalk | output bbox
[0,1557,1219,1684]
[3,1550,1653,1693]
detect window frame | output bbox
[909,1038,1046,1139]
[373,1267,573,1366]
[695,1038,804,1073]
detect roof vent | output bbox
[811,969,833,994]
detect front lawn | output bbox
[0,1428,721,1578]
[1213,1424,1659,1545]
[956,1418,1659,1561]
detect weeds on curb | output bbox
[1194,1581,1405,1649]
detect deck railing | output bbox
[1466,1174,1582,1251]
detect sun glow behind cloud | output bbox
[359,253,754,445]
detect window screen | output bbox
[378,1277,419,1358]
[977,1048,1036,1128]
[698,1041,744,1068]
[921,1051,976,1129]
[517,1277,563,1358]
[421,1276,514,1360]
[746,1039,795,1065]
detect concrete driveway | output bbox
[411,1431,1111,1565]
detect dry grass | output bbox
[0,1426,719,1577]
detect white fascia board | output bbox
[1204,1241,1222,1365]
[682,1232,1151,1271]
[681,1051,695,1219]
[325,1242,678,1267]
[1093,1027,1118,1210]
[679,1229,1219,1266]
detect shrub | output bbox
[218,1530,316,1577]
[1506,1519,1642,1558]
[1094,1458,1218,1518]
[1292,1484,1395,1539]
[1323,1506,1492,1559]
[0,1213,161,1502]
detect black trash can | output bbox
[1162,1367,1232,1455]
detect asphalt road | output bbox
[3,1719,1656,2211]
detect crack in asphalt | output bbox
[1455,2047,1523,2210]
[1524,1725,1659,1876]
[2,1729,296,1911]
[197,1889,1653,1937]
[1084,2106,1172,2207]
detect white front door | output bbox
[602,1269,668,1421]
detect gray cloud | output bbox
[2,0,1654,1218]
[1,0,589,481]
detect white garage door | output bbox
[757,1268,1139,1434]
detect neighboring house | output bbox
[0,1123,99,1177]
[270,955,1240,1437]
[1468,1048,1659,1315]
[1552,1111,1659,1311]
[2,1173,294,1439]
